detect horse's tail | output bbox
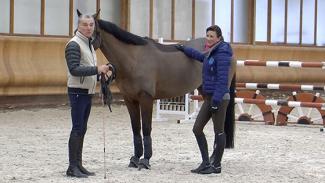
[224,73,236,148]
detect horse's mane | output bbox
[98,19,147,45]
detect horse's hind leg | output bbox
[124,98,142,168]
[137,92,154,170]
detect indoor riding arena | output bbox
[1,1,325,183]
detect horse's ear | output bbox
[93,9,101,19]
[77,9,82,17]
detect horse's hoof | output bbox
[137,158,151,170]
[128,156,139,168]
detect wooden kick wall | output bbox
[0,36,109,96]
[0,36,325,96]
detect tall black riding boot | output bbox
[66,133,88,178]
[77,135,95,176]
[191,134,213,174]
[208,132,226,174]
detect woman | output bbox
[176,25,233,174]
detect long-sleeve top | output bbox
[183,41,233,107]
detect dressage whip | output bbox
[100,64,116,180]
[100,73,108,180]
[102,111,107,179]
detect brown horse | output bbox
[86,10,235,169]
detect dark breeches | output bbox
[69,94,92,136]
[193,96,229,135]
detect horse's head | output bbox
[76,9,102,50]
[92,10,102,50]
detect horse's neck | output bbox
[100,31,137,72]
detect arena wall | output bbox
[0,36,111,96]
[0,36,325,96]
[234,44,325,84]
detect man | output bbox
[65,14,109,178]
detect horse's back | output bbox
[183,38,206,52]
[146,37,206,53]
[145,39,206,99]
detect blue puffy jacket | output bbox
[183,41,233,107]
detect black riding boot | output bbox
[66,133,88,178]
[129,135,143,168]
[191,134,214,174]
[77,135,95,176]
[208,132,226,174]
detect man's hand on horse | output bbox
[175,44,185,52]
[98,64,110,74]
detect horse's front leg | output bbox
[124,97,142,168]
[137,92,154,170]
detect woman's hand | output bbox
[175,44,185,52]
[210,106,218,113]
